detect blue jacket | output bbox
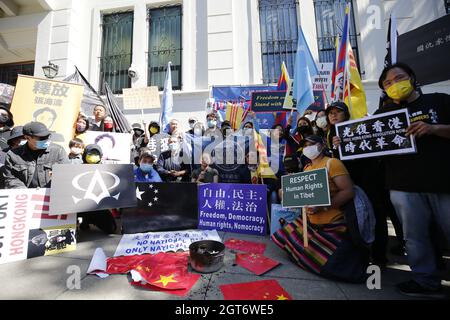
[134,167,162,183]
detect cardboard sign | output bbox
[122,86,161,110]
[114,229,222,256]
[83,131,133,164]
[49,164,136,215]
[336,109,416,160]
[281,168,330,208]
[10,75,83,150]
[312,62,333,102]
[198,183,267,236]
[0,188,77,265]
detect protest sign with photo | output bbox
[9,75,83,149]
[121,182,199,234]
[270,204,300,235]
[0,188,77,265]
[83,131,133,164]
[49,164,136,215]
[336,109,416,161]
[122,86,160,110]
[281,169,330,208]
[198,183,267,236]
[114,229,222,256]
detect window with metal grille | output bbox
[0,62,34,86]
[99,11,133,94]
[258,0,299,84]
[313,0,360,70]
[147,6,182,90]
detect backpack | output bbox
[326,159,376,248]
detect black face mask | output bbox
[297,125,310,134]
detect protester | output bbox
[191,153,218,184]
[284,115,314,169]
[131,123,147,165]
[103,116,114,132]
[326,102,351,158]
[312,109,329,138]
[74,114,90,137]
[156,136,190,182]
[3,122,69,188]
[78,144,117,234]
[168,119,180,135]
[89,105,107,131]
[68,138,84,164]
[134,150,162,183]
[0,105,14,151]
[204,112,221,139]
[376,62,450,298]
[6,126,25,151]
[192,122,205,137]
[186,117,198,135]
[272,135,368,282]
[148,121,160,137]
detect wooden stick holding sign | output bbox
[302,207,308,247]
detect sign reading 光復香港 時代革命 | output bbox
[198,184,267,236]
[335,109,416,161]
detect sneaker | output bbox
[396,280,446,299]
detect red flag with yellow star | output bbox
[130,273,201,297]
[106,255,147,274]
[235,253,280,276]
[220,279,292,300]
[132,252,189,290]
[224,239,266,254]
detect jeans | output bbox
[390,190,450,289]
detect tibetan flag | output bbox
[130,273,201,297]
[225,102,245,130]
[330,35,339,101]
[292,26,318,115]
[224,239,266,254]
[235,253,281,276]
[220,279,292,300]
[333,4,350,103]
[252,119,277,179]
[277,61,290,91]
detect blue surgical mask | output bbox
[169,143,179,151]
[140,164,154,173]
[35,139,50,150]
[207,120,216,128]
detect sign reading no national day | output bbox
[198,183,267,236]
[0,188,77,265]
[281,169,330,208]
[49,164,137,215]
[335,109,416,161]
[250,91,288,112]
[114,229,222,256]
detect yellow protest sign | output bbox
[10,75,83,150]
[283,79,295,110]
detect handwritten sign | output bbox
[122,86,160,110]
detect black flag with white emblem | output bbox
[121,182,198,234]
[49,164,136,215]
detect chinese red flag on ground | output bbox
[106,255,147,274]
[131,273,201,297]
[132,252,189,290]
[235,253,281,276]
[224,239,266,254]
[220,279,292,300]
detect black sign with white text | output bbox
[336,109,416,160]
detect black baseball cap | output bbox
[325,102,350,116]
[299,135,324,147]
[22,122,50,137]
[7,126,24,142]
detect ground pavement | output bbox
[0,221,448,300]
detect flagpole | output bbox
[345,3,353,117]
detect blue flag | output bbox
[160,61,173,133]
[293,27,318,115]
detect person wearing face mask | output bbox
[312,109,329,138]
[3,122,69,189]
[272,135,368,282]
[283,115,314,170]
[68,138,84,164]
[191,153,218,184]
[373,63,450,298]
[204,113,222,139]
[134,151,162,183]
[156,136,190,182]
[74,114,89,138]
[0,105,14,151]
[148,121,161,137]
[82,144,103,164]
[6,126,26,151]
[186,117,198,136]
[130,123,147,166]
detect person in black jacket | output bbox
[0,104,14,151]
[156,135,191,182]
